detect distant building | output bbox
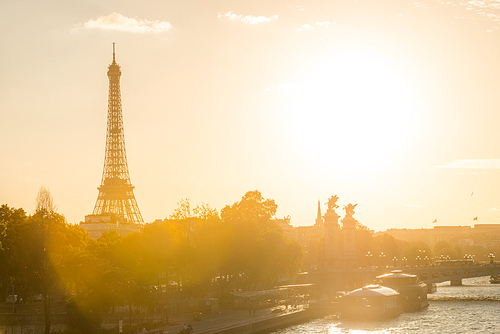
[274,218,296,240]
[81,214,140,239]
[295,202,325,247]
[277,199,361,269]
[272,202,325,270]
[376,224,500,250]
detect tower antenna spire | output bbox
[90,44,143,225]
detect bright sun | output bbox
[286,47,417,174]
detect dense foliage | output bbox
[5,188,486,333]
[0,190,302,333]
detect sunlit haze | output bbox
[3,0,500,231]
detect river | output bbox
[268,276,500,333]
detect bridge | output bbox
[401,263,500,286]
[308,262,500,293]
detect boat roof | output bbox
[230,288,287,298]
[376,272,417,279]
[345,285,399,297]
[277,283,315,289]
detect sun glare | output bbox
[286,48,416,175]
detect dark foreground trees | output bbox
[0,189,304,332]
[162,191,302,301]
[220,190,302,291]
[0,188,92,334]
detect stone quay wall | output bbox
[0,314,67,334]
[197,309,310,334]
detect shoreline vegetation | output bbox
[1,188,491,333]
[0,189,303,334]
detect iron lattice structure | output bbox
[92,44,144,224]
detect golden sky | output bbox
[2,0,500,231]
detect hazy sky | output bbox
[3,0,500,231]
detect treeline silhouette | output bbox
[0,189,302,333]
[1,188,481,333]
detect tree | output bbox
[26,187,61,334]
[167,200,224,295]
[401,242,432,267]
[0,205,28,302]
[35,187,56,213]
[371,234,400,266]
[20,187,89,334]
[355,222,374,262]
[220,190,302,291]
[433,240,463,260]
[66,230,125,331]
[434,241,453,255]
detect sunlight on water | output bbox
[269,276,500,334]
[328,324,402,333]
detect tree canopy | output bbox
[0,189,304,332]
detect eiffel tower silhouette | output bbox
[89,43,144,225]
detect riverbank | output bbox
[154,305,310,334]
[0,303,311,334]
[265,276,500,334]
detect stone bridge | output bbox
[401,263,500,286]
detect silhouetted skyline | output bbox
[2,1,500,231]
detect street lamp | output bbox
[488,252,495,265]
[416,256,421,267]
[392,256,398,268]
[366,251,373,267]
[379,252,386,268]
[402,257,407,267]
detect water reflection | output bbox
[270,277,500,333]
[328,320,405,333]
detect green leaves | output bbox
[0,189,303,327]
[219,190,300,290]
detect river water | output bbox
[268,276,500,333]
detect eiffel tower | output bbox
[85,44,144,233]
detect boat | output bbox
[425,283,437,294]
[375,271,429,312]
[308,299,340,318]
[308,291,344,317]
[340,285,402,320]
[490,275,500,284]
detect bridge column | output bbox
[451,279,462,286]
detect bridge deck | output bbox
[399,264,500,284]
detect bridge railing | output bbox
[397,263,500,284]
